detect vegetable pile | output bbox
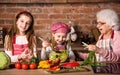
[38,59,61,71]
[0,51,11,70]
[14,57,38,70]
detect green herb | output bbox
[81,51,97,66]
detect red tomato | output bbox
[15,62,21,69]
[29,63,37,69]
[22,63,29,70]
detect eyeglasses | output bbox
[96,22,106,25]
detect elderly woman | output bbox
[79,9,120,62]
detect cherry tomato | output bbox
[29,63,37,69]
[22,63,29,70]
[15,62,21,69]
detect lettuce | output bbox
[49,50,68,62]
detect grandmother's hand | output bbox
[86,45,101,53]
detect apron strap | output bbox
[100,30,114,40]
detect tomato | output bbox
[29,63,37,69]
[15,62,21,69]
[21,63,29,70]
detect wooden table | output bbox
[0,66,119,75]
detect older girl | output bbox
[4,11,37,62]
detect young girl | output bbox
[41,22,75,62]
[4,11,37,63]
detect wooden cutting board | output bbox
[45,66,91,74]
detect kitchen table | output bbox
[0,64,120,75]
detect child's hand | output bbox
[18,48,33,62]
[18,49,28,59]
[42,41,50,48]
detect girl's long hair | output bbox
[5,11,36,52]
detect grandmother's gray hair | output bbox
[96,9,120,30]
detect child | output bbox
[4,11,37,63]
[41,22,75,62]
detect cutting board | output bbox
[45,66,90,74]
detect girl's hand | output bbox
[38,36,50,48]
[18,48,33,62]
[42,41,50,48]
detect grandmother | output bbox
[79,9,120,62]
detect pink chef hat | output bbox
[50,22,70,34]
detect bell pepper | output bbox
[48,66,60,71]
[50,58,61,67]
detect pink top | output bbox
[79,31,120,62]
[55,45,66,51]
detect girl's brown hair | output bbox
[4,11,36,53]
